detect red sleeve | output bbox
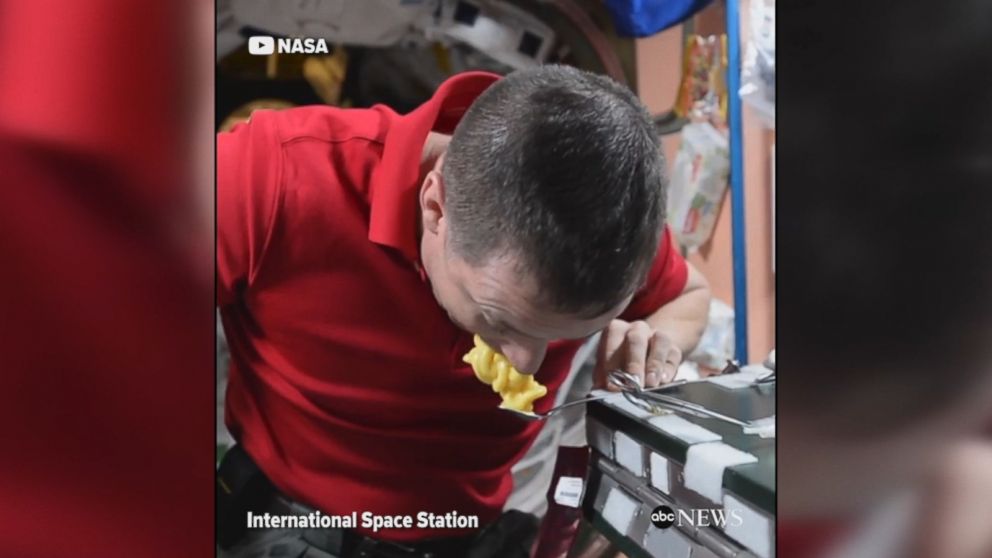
[216,111,284,307]
[618,226,689,321]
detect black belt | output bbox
[217,445,480,558]
[266,493,476,558]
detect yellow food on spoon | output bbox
[463,335,548,414]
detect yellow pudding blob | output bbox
[463,335,548,414]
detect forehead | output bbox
[452,252,625,339]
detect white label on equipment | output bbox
[553,476,585,508]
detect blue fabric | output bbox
[603,0,716,37]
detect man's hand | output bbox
[594,319,682,390]
[594,264,711,390]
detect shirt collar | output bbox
[367,71,500,264]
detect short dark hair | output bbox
[443,65,666,316]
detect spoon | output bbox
[612,371,753,427]
[502,370,687,422]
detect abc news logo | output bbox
[650,505,743,529]
[247,36,330,56]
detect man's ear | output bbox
[420,167,446,236]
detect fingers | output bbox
[660,347,683,385]
[595,320,630,390]
[646,332,682,386]
[622,320,652,386]
[601,320,629,361]
[595,320,684,390]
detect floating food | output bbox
[463,335,547,414]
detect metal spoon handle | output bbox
[538,379,689,417]
[543,392,615,415]
[638,391,750,426]
[504,372,692,421]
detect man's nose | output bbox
[497,341,548,376]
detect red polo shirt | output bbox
[217,71,688,541]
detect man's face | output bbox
[416,151,628,374]
[424,247,625,374]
